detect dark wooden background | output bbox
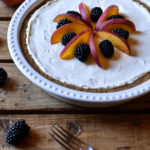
[0,1,150,149]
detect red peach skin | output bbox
[79,3,92,27]
[89,34,109,68]
[53,13,85,24]
[97,19,136,32]
[60,31,90,59]
[96,5,119,30]
[51,23,92,44]
[96,31,131,55]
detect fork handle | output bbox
[86,146,94,150]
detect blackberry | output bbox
[99,40,114,58]
[0,68,7,87]
[107,15,124,20]
[61,32,76,46]
[112,28,129,40]
[6,119,30,145]
[91,7,103,22]
[56,19,72,29]
[74,43,90,62]
[67,11,81,18]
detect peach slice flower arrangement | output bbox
[51,3,136,68]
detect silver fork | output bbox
[50,124,94,150]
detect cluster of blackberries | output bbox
[6,119,30,145]
[56,6,130,61]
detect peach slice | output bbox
[1,0,24,5]
[96,31,131,55]
[53,13,85,24]
[60,31,90,59]
[51,23,91,44]
[97,19,136,32]
[79,3,92,27]
[89,34,109,68]
[96,5,118,30]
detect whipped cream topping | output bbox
[26,0,150,89]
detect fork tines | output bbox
[50,124,84,150]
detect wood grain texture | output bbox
[0,63,150,113]
[0,21,12,60]
[0,63,74,112]
[0,114,150,150]
[0,2,16,18]
[1,1,150,150]
[0,3,149,113]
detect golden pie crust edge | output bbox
[19,0,150,93]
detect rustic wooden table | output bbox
[1,2,150,150]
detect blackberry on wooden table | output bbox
[0,68,7,87]
[6,119,30,145]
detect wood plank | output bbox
[0,63,150,113]
[0,63,74,112]
[0,114,150,150]
[0,21,12,60]
[0,2,16,18]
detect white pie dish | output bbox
[7,0,150,107]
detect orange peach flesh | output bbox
[101,24,135,33]
[79,3,93,28]
[102,6,119,22]
[60,31,90,59]
[51,23,92,44]
[96,31,131,55]
[51,3,136,68]
[53,13,85,24]
[98,19,136,33]
[89,34,109,69]
[96,5,118,30]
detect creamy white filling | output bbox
[26,0,150,89]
